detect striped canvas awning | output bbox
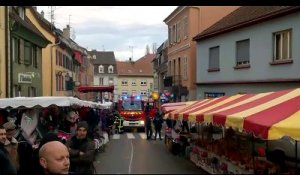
[169,88,300,141]
[161,101,197,115]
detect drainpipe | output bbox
[50,39,61,96]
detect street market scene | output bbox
[1,6,300,174]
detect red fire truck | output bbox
[117,95,146,131]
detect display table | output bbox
[190,146,254,174]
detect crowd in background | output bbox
[0,105,117,175]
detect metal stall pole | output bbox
[296,140,298,173]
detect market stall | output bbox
[166,88,300,174]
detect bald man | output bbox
[39,141,70,175]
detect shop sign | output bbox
[18,73,32,84]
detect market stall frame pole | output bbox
[296,140,298,173]
[251,133,256,173]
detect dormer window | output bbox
[98,65,104,73]
[18,7,25,20]
[108,65,114,73]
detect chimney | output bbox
[41,10,44,18]
[63,25,70,39]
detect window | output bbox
[32,46,38,68]
[132,80,136,86]
[172,24,177,43]
[177,21,181,42]
[28,87,37,97]
[140,80,147,86]
[18,7,25,20]
[183,56,188,80]
[141,90,147,96]
[24,41,32,65]
[273,29,291,61]
[168,27,172,45]
[14,85,20,97]
[108,65,114,73]
[36,47,41,68]
[183,16,188,38]
[121,91,128,96]
[236,39,250,65]
[209,46,220,70]
[98,65,104,73]
[12,37,20,63]
[99,77,104,85]
[121,80,128,86]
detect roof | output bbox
[116,54,155,76]
[28,7,56,36]
[88,50,116,65]
[193,6,300,41]
[10,9,50,43]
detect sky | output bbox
[36,6,177,61]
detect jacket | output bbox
[4,138,19,171]
[66,136,95,174]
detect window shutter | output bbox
[236,39,250,62]
[209,46,220,69]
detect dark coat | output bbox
[0,144,17,175]
[66,136,95,174]
[153,114,163,129]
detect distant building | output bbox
[116,54,155,101]
[89,50,117,102]
[164,6,239,101]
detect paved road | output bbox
[94,131,207,174]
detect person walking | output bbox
[145,113,153,140]
[39,141,70,175]
[66,121,95,174]
[153,111,164,140]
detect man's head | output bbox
[2,121,16,140]
[0,126,6,145]
[39,141,70,174]
[76,121,88,140]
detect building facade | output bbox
[0,7,8,98]
[194,6,300,98]
[164,6,239,102]
[89,50,118,102]
[10,6,50,97]
[116,54,155,101]
[153,40,169,103]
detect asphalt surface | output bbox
[94,130,207,174]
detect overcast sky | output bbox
[37,6,177,61]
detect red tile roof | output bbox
[193,6,300,41]
[116,54,155,76]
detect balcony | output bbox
[164,75,182,87]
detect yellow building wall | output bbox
[0,7,6,98]
[26,9,55,96]
[117,76,154,100]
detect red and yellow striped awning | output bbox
[169,88,300,141]
[161,101,197,114]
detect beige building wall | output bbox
[26,9,55,96]
[0,7,6,98]
[117,76,153,100]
